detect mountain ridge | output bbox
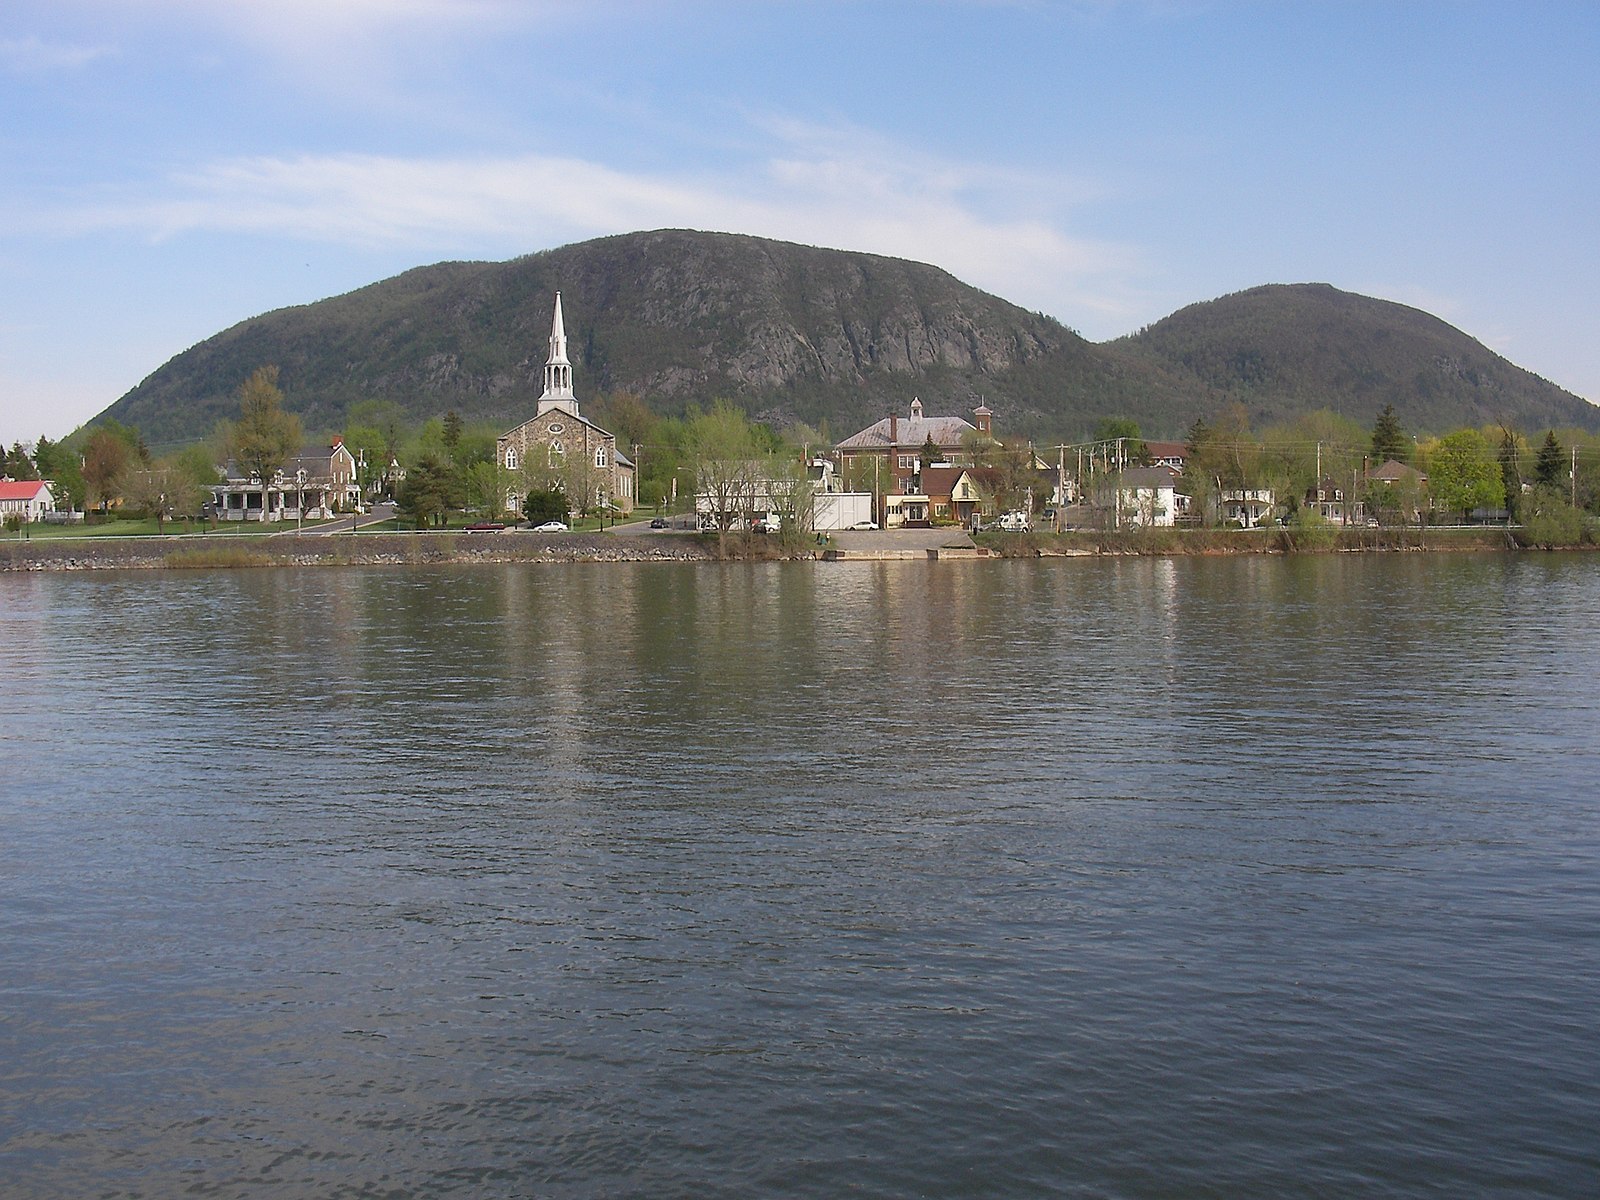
[99,230,1598,445]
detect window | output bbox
[898,455,915,470]
[504,448,518,471]
[595,447,607,468]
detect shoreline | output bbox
[0,525,1555,572]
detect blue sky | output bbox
[4,0,1597,443]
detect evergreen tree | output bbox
[1370,405,1409,464]
[1498,426,1523,522]
[396,453,463,528]
[1535,430,1566,488]
[5,442,39,481]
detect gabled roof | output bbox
[1119,466,1180,489]
[1145,440,1188,462]
[836,412,977,451]
[1368,459,1427,484]
[918,465,967,497]
[0,480,51,501]
[500,402,618,444]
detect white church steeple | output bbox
[537,291,578,416]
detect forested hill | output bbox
[99,232,1596,446]
[103,230,1193,446]
[1108,283,1598,434]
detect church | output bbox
[497,294,636,517]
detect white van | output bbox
[996,511,1032,532]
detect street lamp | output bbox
[296,468,306,532]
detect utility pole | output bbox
[1573,446,1579,509]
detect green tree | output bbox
[1516,485,1588,548]
[521,487,568,524]
[463,460,508,518]
[396,453,462,528]
[1429,429,1504,522]
[5,442,40,481]
[687,401,759,556]
[763,451,816,547]
[1498,425,1525,522]
[124,460,205,533]
[442,410,463,456]
[1094,417,1148,466]
[1535,430,1566,489]
[33,436,85,510]
[82,428,131,514]
[222,367,303,521]
[590,390,658,451]
[1370,404,1410,464]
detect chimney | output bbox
[331,434,344,448]
[888,409,898,448]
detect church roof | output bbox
[836,412,977,451]
[499,404,619,444]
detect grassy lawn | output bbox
[15,517,347,539]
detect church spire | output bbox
[537,291,578,415]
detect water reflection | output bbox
[2,555,1597,1199]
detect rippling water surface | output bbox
[2,555,1598,1197]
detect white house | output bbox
[1116,466,1181,528]
[0,480,55,523]
[1215,488,1276,528]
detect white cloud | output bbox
[0,36,113,72]
[37,120,1148,330]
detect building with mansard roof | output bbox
[497,293,636,518]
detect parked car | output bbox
[996,511,1032,532]
[465,521,507,532]
[848,520,879,531]
[756,514,783,533]
[649,516,669,529]
[532,520,569,532]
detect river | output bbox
[2,554,1597,1197]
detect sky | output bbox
[3,0,1598,445]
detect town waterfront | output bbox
[2,555,1597,1198]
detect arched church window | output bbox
[505,448,518,471]
[595,447,607,468]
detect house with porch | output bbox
[212,438,360,522]
[1303,477,1352,524]
[1214,487,1276,528]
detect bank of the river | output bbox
[0,530,724,571]
[988,525,1526,557]
[0,524,1555,571]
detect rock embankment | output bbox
[0,531,723,572]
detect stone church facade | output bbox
[497,293,636,517]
